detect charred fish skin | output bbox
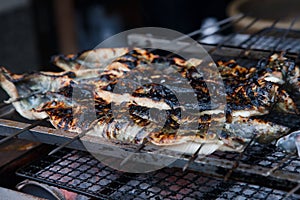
[1,48,299,156]
[52,47,159,71]
[92,57,294,153]
[0,49,161,120]
[258,53,300,94]
[0,67,77,120]
[52,47,130,71]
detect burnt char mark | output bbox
[129,105,150,126]
[177,65,212,109]
[99,74,115,82]
[132,83,180,108]
[129,83,181,129]
[63,115,73,131]
[152,57,168,64]
[46,107,74,131]
[116,59,137,70]
[94,97,112,120]
[256,58,268,70]
[52,49,89,62]
[58,85,73,98]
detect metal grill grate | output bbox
[16,149,300,200]
[200,27,300,54]
[2,17,299,199]
[239,28,300,53]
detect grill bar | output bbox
[271,17,299,52]
[224,135,257,181]
[0,119,45,145]
[0,118,299,186]
[175,13,245,41]
[208,17,260,54]
[16,149,300,200]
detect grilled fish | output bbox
[0,48,299,155]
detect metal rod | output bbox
[0,93,38,109]
[164,14,247,59]
[48,128,90,155]
[48,120,99,155]
[224,135,257,181]
[285,183,300,199]
[263,153,295,176]
[198,14,247,41]
[238,19,280,48]
[208,17,260,55]
[237,19,280,57]
[0,119,46,145]
[119,139,149,167]
[175,14,245,42]
[271,16,299,52]
[0,104,15,118]
[182,143,204,172]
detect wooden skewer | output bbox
[0,119,46,145]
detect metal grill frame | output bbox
[1,116,300,189]
[16,149,300,200]
[0,16,299,198]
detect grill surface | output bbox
[200,28,300,54]
[16,149,300,200]
[0,17,299,199]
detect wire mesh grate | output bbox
[200,27,300,54]
[239,28,300,52]
[16,149,300,200]
[5,20,300,199]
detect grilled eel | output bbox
[0,48,299,155]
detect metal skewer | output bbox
[0,104,15,118]
[285,183,300,199]
[198,14,246,41]
[173,13,245,42]
[182,143,204,172]
[224,135,257,181]
[0,119,46,145]
[163,14,246,59]
[271,16,299,53]
[263,152,295,176]
[143,14,246,56]
[48,120,98,156]
[119,138,149,167]
[0,93,39,109]
[208,17,260,55]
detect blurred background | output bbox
[0,0,230,72]
[0,0,300,72]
